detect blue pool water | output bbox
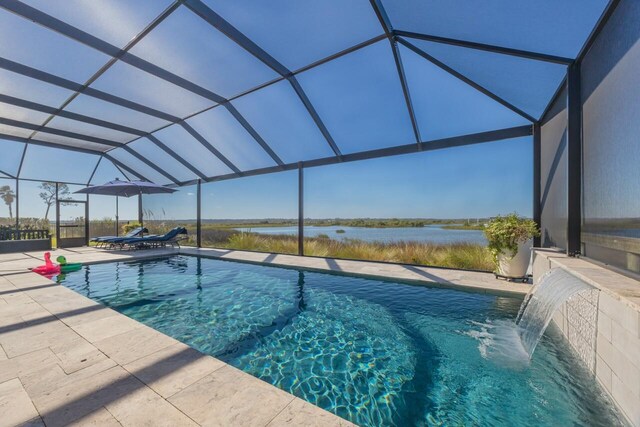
[58,256,624,426]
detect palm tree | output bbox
[0,185,15,219]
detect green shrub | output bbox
[122,222,143,234]
[484,214,539,264]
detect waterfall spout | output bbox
[470,268,594,364]
[516,268,593,357]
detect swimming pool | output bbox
[58,256,624,426]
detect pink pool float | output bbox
[31,252,61,277]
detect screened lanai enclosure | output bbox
[0,0,638,273]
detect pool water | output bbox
[58,256,624,426]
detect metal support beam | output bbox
[146,135,209,180]
[394,30,574,65]
[369,0,421,146]
[0,117,122,148]
[183,0,341,157]
[287,76,341,157]
[14,178,19,230]
[0,57,181,122]
[390,40,421,145]
[533,123,541,247]
[575,0,621,62]
[298,162,304,256]
[0,133,104,155]
[104,154,150,182]
[567,64,582,256]
[196,179,202,248]
[55,182,60,248]
[398,38,536,123]
[87,157,102,185]
[84,194,90,246]
[0,94,147,136]
[0,34,385,168]
[179,123,242,174]
[122,146,180,185]
[16,141,28,178]
[172,125,532,186]
[224,104,284,166]
[0,168,15,178]
[0,0,285,165]
[539,76,568,122]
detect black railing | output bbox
[0,228,51,241]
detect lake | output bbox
[234,225,487,245]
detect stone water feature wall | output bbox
[532,249,640,426]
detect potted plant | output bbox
[484,214,540,280]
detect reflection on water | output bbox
[59,256,624,426]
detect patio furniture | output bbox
[91,226,147,248]
[117,227,188,250]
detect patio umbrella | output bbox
[74,179,177,233]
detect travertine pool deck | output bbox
[0,247,528,426]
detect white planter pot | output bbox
[496,239,532,278]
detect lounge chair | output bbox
[91,227,147,248]
[117,227,188,250]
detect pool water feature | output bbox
[58,256,625,426]
[517,268,594,357]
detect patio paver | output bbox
[0,248,354,426]
[0,246,528,425]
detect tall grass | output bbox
[207,231,493,271]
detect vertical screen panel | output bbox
[18,180,57,232]
[0,139,25,176]
[142,184,197,245]
[0,177,17,226]
[296,41,415,153]
[303,137,532,270]
[201,171,298,254]
[581,0,640,273]
[88,192,138,239]
[540,85,568,249]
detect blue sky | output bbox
[143,136,533,221]
[2,136,532,222]
[1,1,561,222]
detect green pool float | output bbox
[56,255,82,273]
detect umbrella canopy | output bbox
[74,179,177,197]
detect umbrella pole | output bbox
[138,193,143,233]
[115,196,119,237]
